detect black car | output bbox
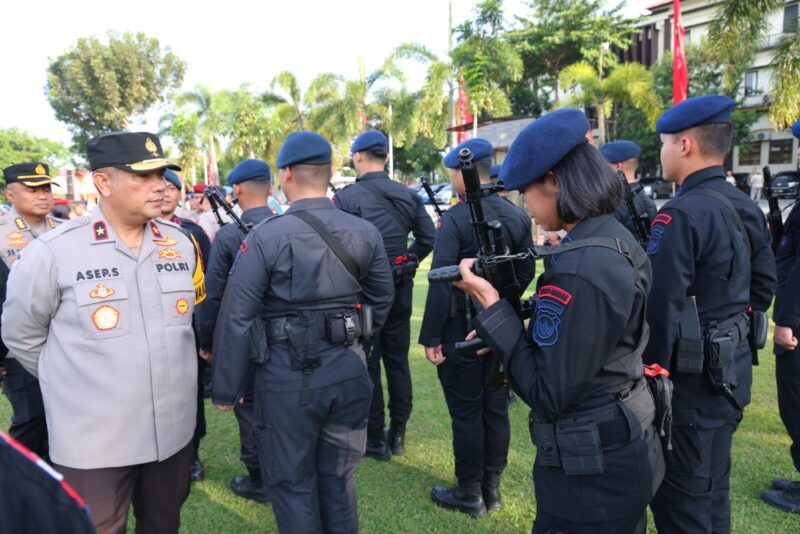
[771,171,800,199]
[639,176,674,199]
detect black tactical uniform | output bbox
[212,197,394,533]
[614,187,657,241]
[645,166,776,532]
[419,190,533,513]
[198,205,274,500]
[475,214,663,532]
[333,170,434,453]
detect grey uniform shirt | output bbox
[0,206,62,268]
[2,205,203,469]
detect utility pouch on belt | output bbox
[286,319,319,372]
[749,309,768,365]
[248,318,269,365]
[675,296,704,374]
[529,417,560,468]
[359,304,373,341]
[644,364,673,450]
[705,329,738,394]
[555,421,604,476]
[328,309,362,345]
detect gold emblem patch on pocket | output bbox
[91,305,119,331]
[175,298,190,315]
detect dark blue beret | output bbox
[656,94,735,134]
[443,138,493,169]
[276,131,332,169]
[164,169,182,190]
[792,119,800,139]
[490,164,502,179]
[599,140,641,163]
[227,159,272,185]
[351,130,388,153]
[500,108,590,191]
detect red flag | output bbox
[457,73,473,143]
[672,0,688,104]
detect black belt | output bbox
[267,317,327,342]
[706,312,749,345]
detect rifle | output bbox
[204,185,252,234]
[763,165,784,251]
[420,176,443,218]
[427,148,524,386]
[617,169,651,248]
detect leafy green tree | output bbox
[46,32,185,150]
[173,86,228,183]
[708,0,800,129]
[159,110,201,185]
[0,129,69,175]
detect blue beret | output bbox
[351,130,388,153]
[792,119,800,139]
[599,140,641,163]
[276,131,332,168]
[500,108,590,191]
[443,138,493,169]
[164,169,182,190]
[227,159,272,185]
[490,164,502,179]
[656,94,735,134]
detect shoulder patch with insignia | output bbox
[149,220,163,239]
[14,218,27,231]
[93,221,108,241]
[532,285,571,347]
[646,213,672,255]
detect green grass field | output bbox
[3,257,800,532]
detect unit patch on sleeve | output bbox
[532,285,572,347]
[646,213,673,255]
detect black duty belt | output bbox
[705,312,749,345]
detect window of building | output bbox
[769,139,794,164]
[784,3,798,32]
[745,71,758,96]
[739,142,761,166]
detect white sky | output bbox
[1,0,651,145]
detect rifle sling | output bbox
[287,211,361,280]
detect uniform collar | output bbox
[356,171,390,182]
[564,214,615,242]
[285,197,335,213]
[90,205,159,264]
[241,205,275,224]
[676,165,725,197]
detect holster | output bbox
[748,309,768,365]
[248,318,269,365]
[704,312,748,411]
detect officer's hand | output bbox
[199,349,212,363]
[774,326,798,351]
[215,404,236,412]
[454,259,499,310]
[425,345,446,366]
[465,330,492,357]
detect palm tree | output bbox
[174,86,226,183]
[708,0,800,129]
[159,109,201,185]
[559,61,663,145]
[269,71,308,130]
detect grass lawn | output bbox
[3,256,800,532]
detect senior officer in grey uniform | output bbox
[198,159,275,503]
[599,140,657,241]
[0,162,62,459]
[3,132,205,534]
[212,131,394,534]
[644,96,776,533]
[333,130,434,460]
[420,138,534,517]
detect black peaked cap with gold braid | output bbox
[86,132,181,174]
[3,162,57,187]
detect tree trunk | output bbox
[597,100,607,146]
[207,134,219,185]
[552,68,560,104]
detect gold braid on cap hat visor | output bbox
[126,158,178,172]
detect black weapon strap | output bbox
[682,188,752,257]
[288,211,361,279]
[357,180,412,233]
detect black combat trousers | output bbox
[255,373,372,534]
[368,280,413,436]
[234,365,262,480]
[191,357,207,455]
[776,343,800,473]
[4,358,48,459]
[437,343,509,493]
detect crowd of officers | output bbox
[0,93,799,534]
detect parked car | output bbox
[771,171,800,199]
[434,183,454,206]
[639,176,674,199]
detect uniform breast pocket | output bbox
[74,281,130,339]
[157,274,195,326]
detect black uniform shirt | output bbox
[418,193,534,347]
[643,166,776,370]
[774,202,800,329]
[333,171,435,261]
[197,205,275,349]
[170,216,211,269]
[473,215,650,421]
[211,198,394,403]
[614,187,657,240]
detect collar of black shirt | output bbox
[356,171,390,182]
[285,197,335,213]
[678,165,726,193]
[241,205,276,224]
[564,213,615,242]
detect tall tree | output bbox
[508,0,638,104]
[46,32,185,150]
[174,86,227,183]
[0,129,69,174]
[158,110,201,184]
[708,0,800,129]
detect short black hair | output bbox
[239,179,271,197]
[292,164,331,189]
[362,148,388,164]
[550,143,623,223]
[476,158,492,180]
[685,122,732,160]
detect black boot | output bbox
[482,485,502,511]
[772,478,800,492]
[762,488,800,513]
[430,486,486,518]
[231,475,269,503]
[190,452,205,482]
[387,424,406,456]
[365,427,391,461]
